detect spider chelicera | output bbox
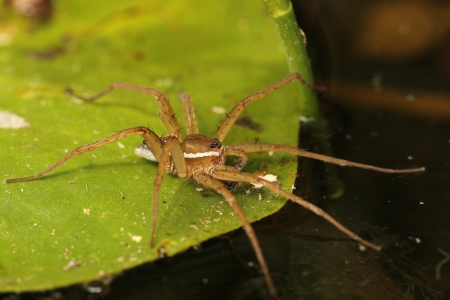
[5,72,425,295]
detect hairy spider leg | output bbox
[180,93,199,135]
[225,148,249,172]
[195,172,276,295]
[228,142,425,173]
[213,169,381,251]
[151,135,187,247]
[67,82,182,140]
[214,72,311,142]
[220,148,250,190]
[4,127,164,183]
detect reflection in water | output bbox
[273,203,441,299]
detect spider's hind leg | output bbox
[180,92,199,135]
[213,169,382,252]
[195,172,276,295]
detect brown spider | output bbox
[5,72,425,295]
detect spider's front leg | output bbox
[221,148,249,190]
[5,127,164,183]
[214,72,312,142]
[225,148,249,172]
[228,142,425,173]
[149,135,187,247]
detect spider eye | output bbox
[210,139,221,148]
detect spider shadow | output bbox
[71,94,160,121]
[35,160,158,182]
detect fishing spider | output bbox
[5,72,424,295]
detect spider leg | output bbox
[225,148,249,172]
[150,135,187,247]
[222,148,249,190]
[228,142,425,173]
[214,72,311,142]
[213,169,382,251]
[5,127,163,183]
[180,93,199,135]
[195,172,276,295]
[66,82,181,139]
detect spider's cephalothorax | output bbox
[5,73,425,296]
[135,134,227,179]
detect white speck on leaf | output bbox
[211,106,226,114]
[0,111,30,129]
[252,174,278,188]
[131,235,142,243]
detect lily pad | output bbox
[0,0,302,292]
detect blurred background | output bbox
[292,0,450,299]
[1,0,449,299]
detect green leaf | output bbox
[0,0,302,292]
